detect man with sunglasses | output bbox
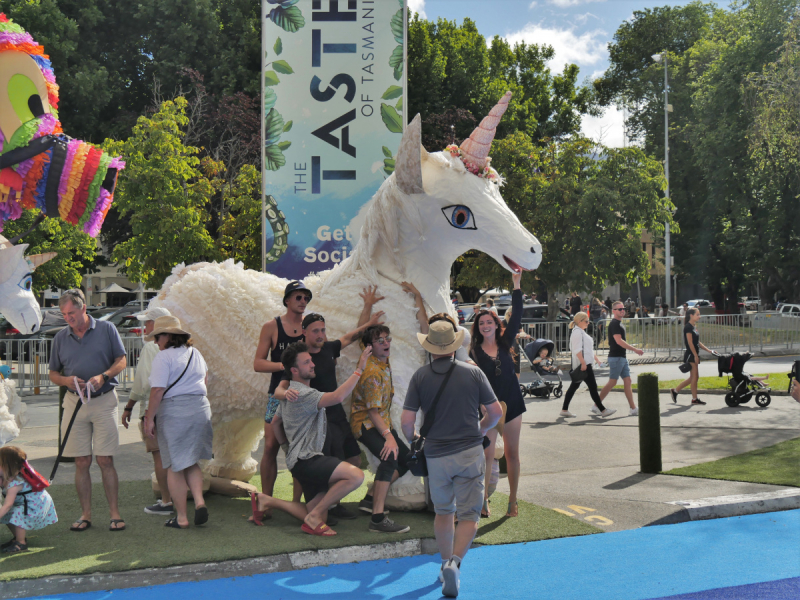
[597,300,644,416]
[349,325,411,534]
[254,281,312,504]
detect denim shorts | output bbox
[607,356,631,380]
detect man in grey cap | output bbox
[121,304,174,515]
[401,321,503,598]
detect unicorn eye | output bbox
[442,205,476,230]
[18,275,33,292]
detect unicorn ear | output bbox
[394,114,425,195]
[0,244,27,283]
[28,252,57,270]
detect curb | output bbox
[606,388,791,396]
[0,538,440,599]
[649,489,800,526]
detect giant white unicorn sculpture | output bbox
[154,93,542,504]
[0,234,54,445]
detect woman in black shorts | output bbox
[670,307,715,405]
[470,272,524,518]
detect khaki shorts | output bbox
[138,418,160,453]
[427,444,486,522]
[60,389,120,457]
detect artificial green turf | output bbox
[664,437,800,487]
[616,372,790,392]
[0,472,599,582]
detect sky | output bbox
[407,0,731,147]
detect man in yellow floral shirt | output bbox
[350,325,411,534]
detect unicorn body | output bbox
[154,96,541,502]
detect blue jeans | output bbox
[607,356,631,381]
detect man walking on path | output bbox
[121,305,174,515]
[598,300,644,416]
[570,292,582,316]
[402,321,502,598]
[49,289,128,532]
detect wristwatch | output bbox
[102,372,110,383]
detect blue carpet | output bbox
[31,510,800,600]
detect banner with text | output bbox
[261,0,406,278]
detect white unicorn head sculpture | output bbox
[153,93,542,504]
[328,91,541,315]
[0,235,56,334]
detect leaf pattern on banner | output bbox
[274,37,283,55]
[273,60,294,74]
[283,120,293,132]
[384,158,395,176]
[264,87,277,113]
[381,103,403,133]
[382,146,393,158]
[264,70,280,86]
[391,9,404,45]
[264,108,285,146]
[395,97,403,111]
[389,46,403,81]
[382,85,403,100]
[277,141,292,150]
[269,5,305,33]
[265,145,287,171]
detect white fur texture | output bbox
[153,115,542,498]
[0,378,27,446]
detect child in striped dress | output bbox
[0,446,58,553]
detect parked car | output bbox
[777,304,800,317]
[97,307,145,335]
[686,299,716,315]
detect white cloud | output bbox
[528,1,538,8]
[581,105,627,148]
[407,0,426,19]
[505,24,607,70]
[548,0,605,7]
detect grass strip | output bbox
[664,437,800,487]
[615,372,790,392]
[0,472,599,582]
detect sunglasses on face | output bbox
[613,308,625,311]
[294,294,311,302]
[373,336,392,345]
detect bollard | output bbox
[637,372,662,473]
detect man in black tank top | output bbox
[254,281,311,501]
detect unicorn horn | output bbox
[459,91,512,170]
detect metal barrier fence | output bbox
[0,335,143,395]
[521,314,800,359]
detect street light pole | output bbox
[653,52,671,308]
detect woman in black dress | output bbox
[670,307,714,405]
[470,272,524,517]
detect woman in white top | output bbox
[144,316,211,529]
[560,312,617,418]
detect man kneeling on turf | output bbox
[251,342,370,536]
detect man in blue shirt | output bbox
[49,289,127,532]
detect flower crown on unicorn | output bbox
[444,91,511,184]
[0,13,124,236]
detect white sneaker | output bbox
[441,558,460,597]
[590,405,601,414]
[559,410,576,417]
[629,408,639,416]
[601,408,617,418]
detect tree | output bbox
[1,211,98,296]
[454,133,676,320]
[104,98,220,288]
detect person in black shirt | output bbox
[597,300,644,416]
[569,292,582,316]
[669,308,716,405]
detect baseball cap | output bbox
[283,281,312,306]
[135,306,172,322]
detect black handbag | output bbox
[406,361,456,477]
[568,330,589,382]
[679,362,692,373]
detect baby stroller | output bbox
[520,339,563,399]
[717,352,771,407]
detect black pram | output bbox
[717,352,771,407]
[520,339,563,399]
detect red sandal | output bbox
[251,492,268,526]
[301,522,337,536]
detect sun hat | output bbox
[417,320,465,355]
[135,306,172,322]
[144,315,191,342]
[283,281,312,306]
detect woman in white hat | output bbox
[143,316,212,529]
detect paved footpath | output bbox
[29,510,800,600]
